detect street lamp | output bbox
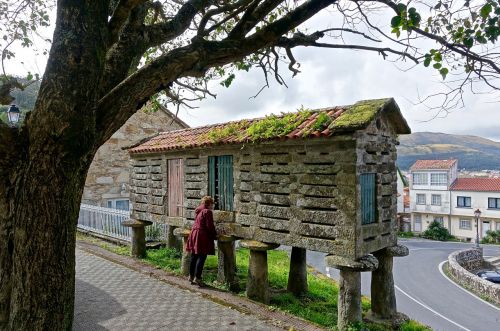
[7,104,20,126]
[474,208,481,248]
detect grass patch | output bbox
[400,320,432,331]
[76,232,130,255]
[398,231,414,238]
[77,233,430,330]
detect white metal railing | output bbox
[77,204,169,242]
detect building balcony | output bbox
[410,203,450,214]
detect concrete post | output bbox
[324,254,378,331]
[217,236,239,291]
[173,228,192,276]
[240,240,279,304]
[371,245,409,320]
[287,246,308,297]
[122,219,152,258]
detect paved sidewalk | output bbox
[74,249,282,331]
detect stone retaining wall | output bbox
[448,248,500,306]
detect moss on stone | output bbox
[329,99,389,131]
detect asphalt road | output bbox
[303,239,500,331]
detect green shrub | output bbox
[422,221,454,241]
[481,230,500,244]
[398,231,414,238]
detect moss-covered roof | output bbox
[129,98,410,154]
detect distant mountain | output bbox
[396,132,500,171]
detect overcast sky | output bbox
[6,5,500,141]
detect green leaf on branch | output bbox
[480,4,493,19]
[433,63,442,69]
[391,16,402,28]
[439,68,449,79]
[423,56,432,67]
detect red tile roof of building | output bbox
[410,159,457,171]
[450,178,500,192]
[128,98,410,154]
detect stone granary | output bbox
[126,98,411,330]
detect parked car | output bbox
[476,270,500,284]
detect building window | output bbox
[433,216,444,226]
[457,196,471,208]
[413,173,428,185]
[416,194,426,205]
[360,173,377,225]
[431,194,442,206]
[107,199,130,211]
[430,173,447,186]
[459,219,472,230]
[208,155,234,211]
[488,197,500,209]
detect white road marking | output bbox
[394,285,472,331]
[438,260,500,312]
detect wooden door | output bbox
[168,159,184,217]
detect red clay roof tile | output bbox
[128,98,406,154]
[450,178,500,192]
[410,159,457,171]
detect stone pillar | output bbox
[122,219,153,258]
[173,228,192,276]
[371,245,409,320]
[166,225,182,251]
[166,225,177,248]
[240,240,279,304]
[217,235,239,291]
[338,268,361,327]
[287,246,308,297]
[325,254,378,331]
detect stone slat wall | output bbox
[183,156,208,224]
[356,117,398,256]
[130,157,167,223]
[232,138,358,257]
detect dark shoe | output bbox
[194,278,205,287]
[188,276,195,284]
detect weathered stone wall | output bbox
[448,248,500,306]
[83,109,186,206]
[356,114,399,256]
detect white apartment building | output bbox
[409,159,500,241]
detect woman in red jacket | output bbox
[186,196,217,286]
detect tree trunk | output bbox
[0,2,109,328]
[0,144,91,331]
[0,179,13,327]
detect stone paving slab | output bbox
[74,249,282,331]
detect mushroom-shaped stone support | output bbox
[122,219,153,258]
[217,235,239,291]
[371,245,409,320]
[173,228,192,276]
[240,240,279,304]
[325,254,378,331]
